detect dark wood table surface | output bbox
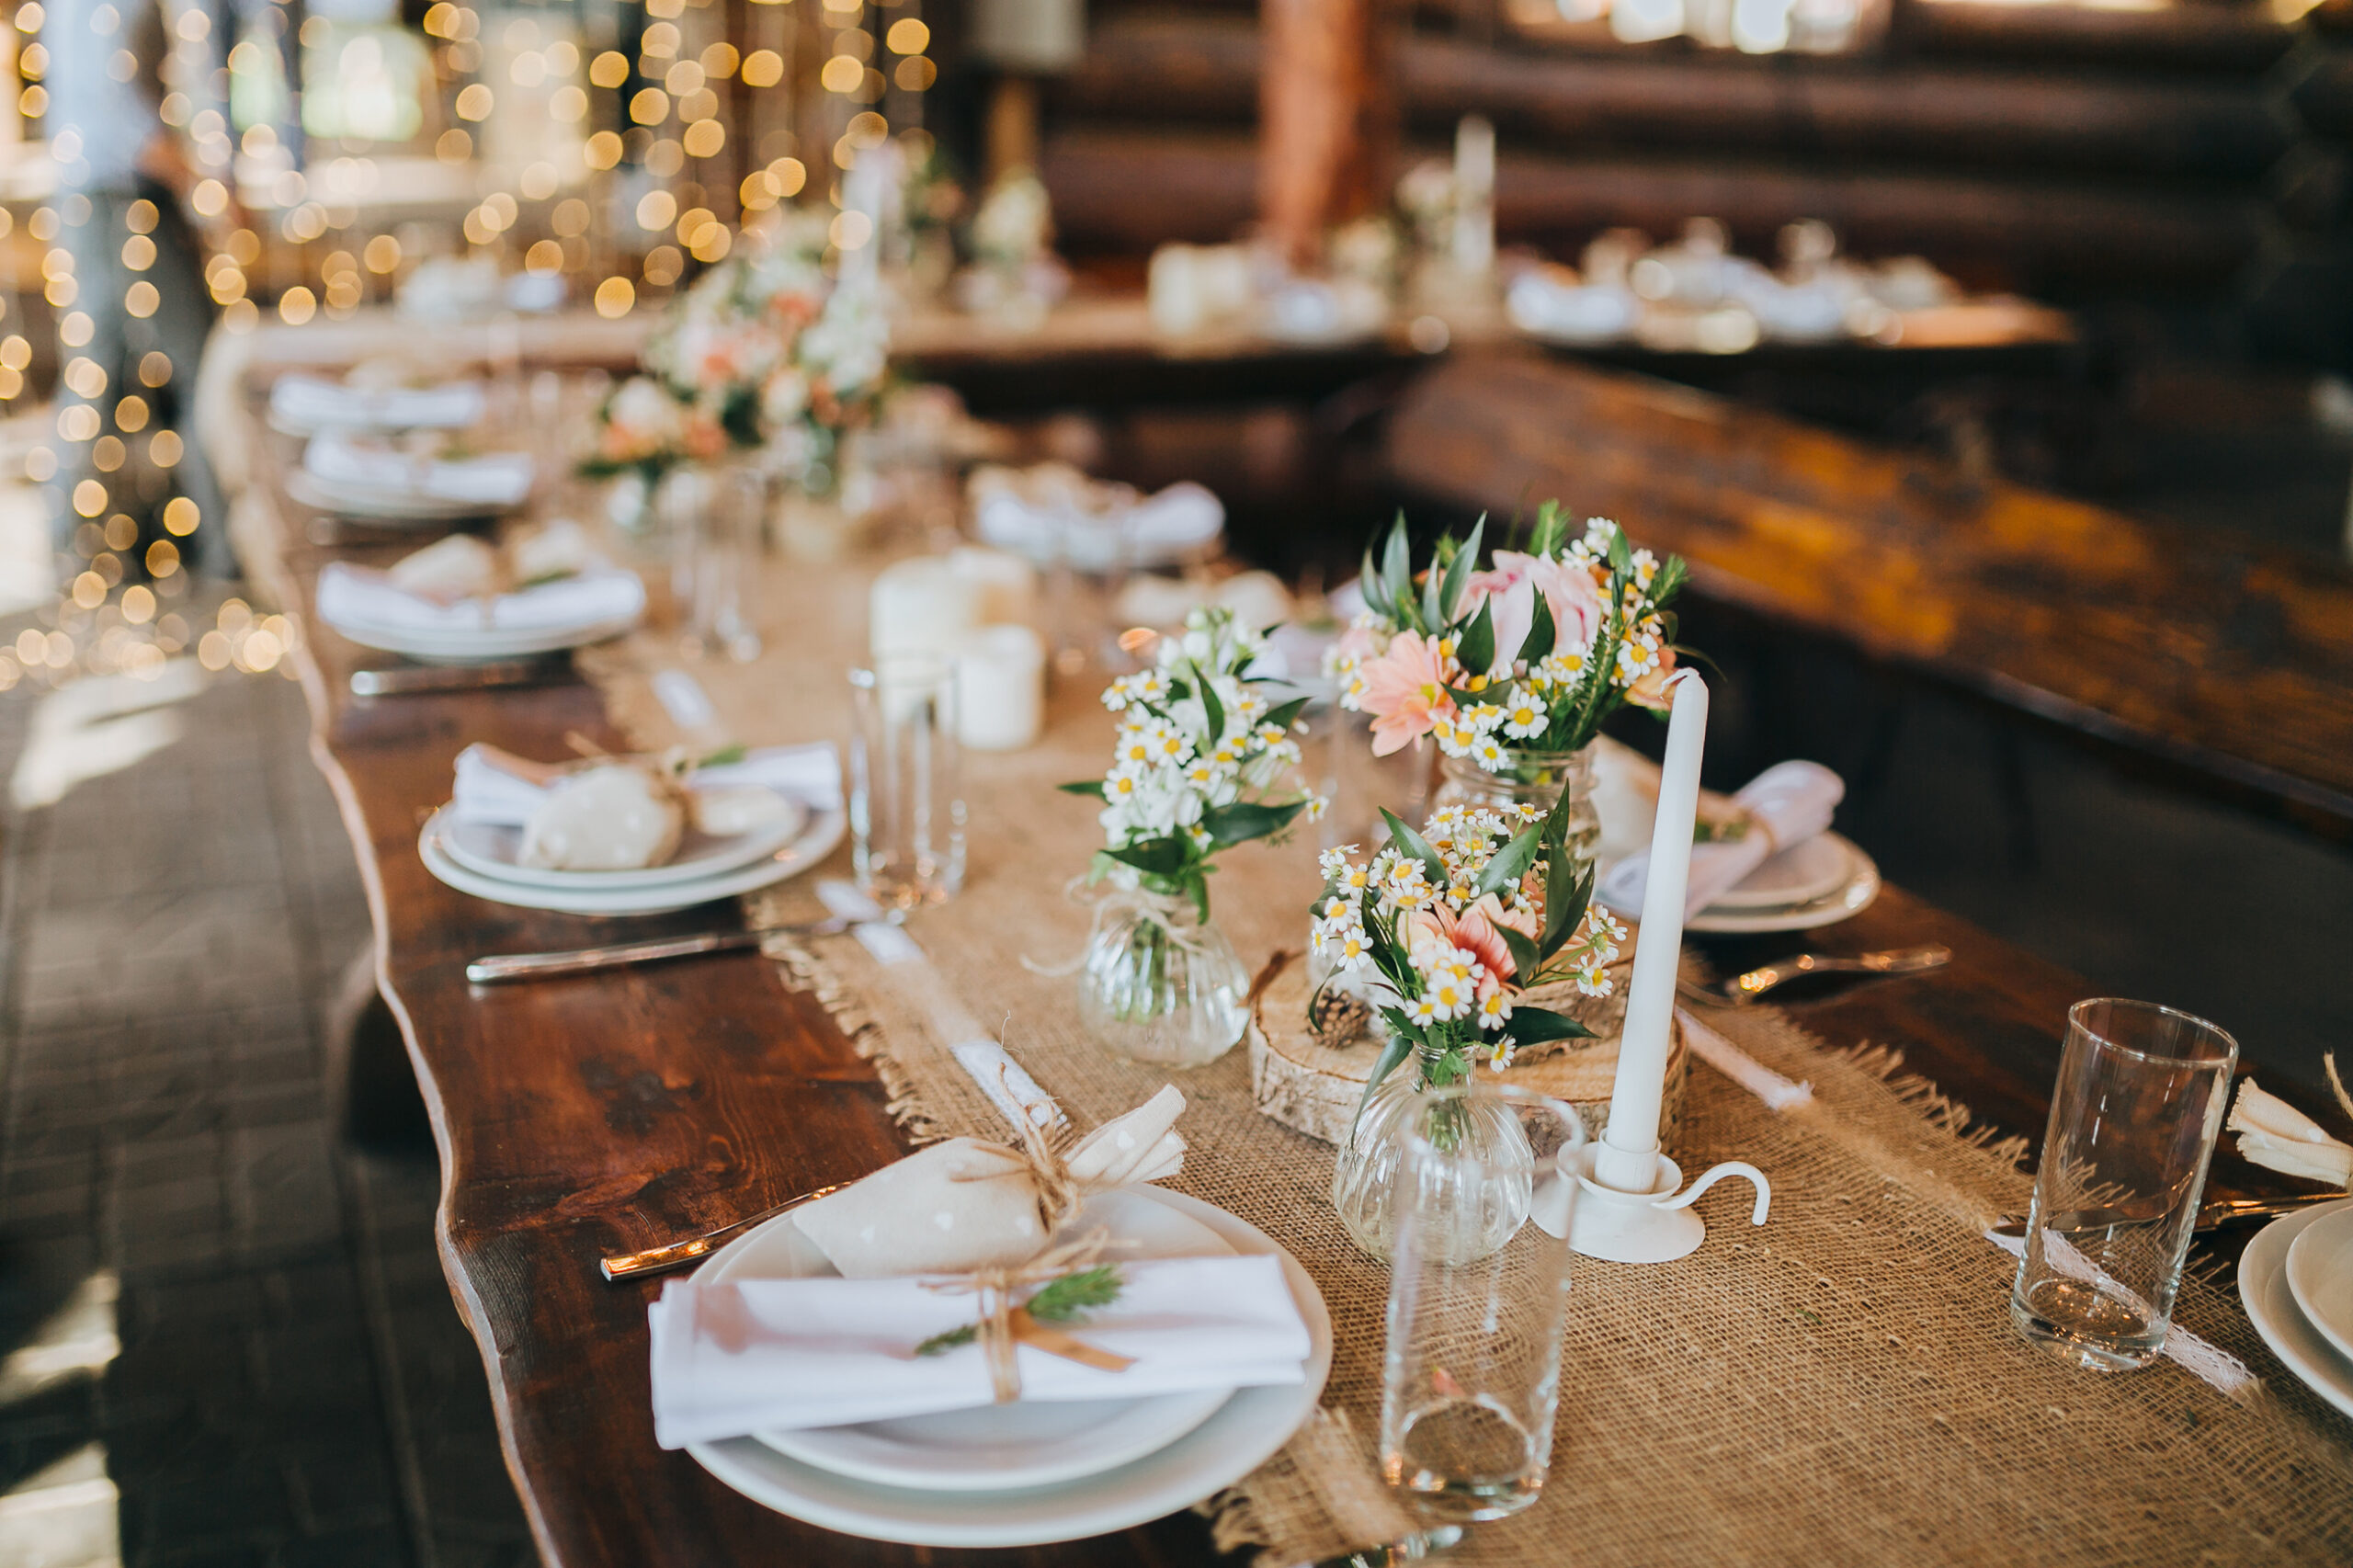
[1389,349,2353,835]
[247,404,2307,1568]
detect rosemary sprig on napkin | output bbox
[915,1267,1124,1357]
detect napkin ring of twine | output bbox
[923,1230,1137,1403]
[1020,875,1223,980]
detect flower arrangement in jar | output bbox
[1058,607,1327,1067]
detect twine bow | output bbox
[952,1064,1091,1237]
[924,1230,1137,1403]
[1021,877,1225,979]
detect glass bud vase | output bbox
[1332,1048,1539,1263]
[1428,744,1600,881]
[1076,891,1251,1068]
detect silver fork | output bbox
[1677,944,1951,1006]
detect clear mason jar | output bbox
[1429,743,1600,881]
[1076,891,1252,1067]
[1332,1046,1539,1263]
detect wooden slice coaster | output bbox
[1246,949,1687,1148]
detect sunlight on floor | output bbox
[8,661,209,811]
[0,1273,123,1568]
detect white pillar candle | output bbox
[947,545,1040,628]
[1452,114,1496,277]
[952,623,1047,751]
[1594,670,1708,1193]
[870,558,984,659]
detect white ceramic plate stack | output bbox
[1599,832,1881,935]
[416,786,845,915]
[2241,1198,2353,1419]
[684,1187,1333,1547]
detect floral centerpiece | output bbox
[582,217,892,506]
[1058,607,1327,1067]
[1316,791,1627,1257]
[1326,503,1691,865]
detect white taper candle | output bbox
[1593,670,1708,1193]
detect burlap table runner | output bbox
[578,552,2353,1566]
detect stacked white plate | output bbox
[417,786,844,915]
[684,1187,1333,1547]
[2240,1198,2353,1419]
[1598,832,1881,935]
[316,562,646,663]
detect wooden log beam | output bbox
[1058,17,2292,178]
[1258,0,1398,268]
[1038,129,2264,286]
[1385,350,2353,826]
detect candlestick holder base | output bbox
[1564,1145,1771,1264]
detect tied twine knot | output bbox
[925,1230,1136,1403]
[1020,878,1223,980]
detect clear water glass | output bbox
[1381,1083,1586,1523]
[2010,998,2238,1371]
[848,657,967,909]
[670,461,766,663]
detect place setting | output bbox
[418,738,845,917]
[288,428,540,525]
[2228,1072,2353,1419]
[316,519,647,664]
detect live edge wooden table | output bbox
[247,431,2296,1568]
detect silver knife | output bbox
[466,915,872,984]
[1988,1191,2342,1240]
[352,659,563,697]
[1289,1526,1465,1566]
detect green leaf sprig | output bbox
[914,1266,1125,1358]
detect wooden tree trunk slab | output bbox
[1246,950,1688,1148]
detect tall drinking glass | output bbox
[1381,1083,1586,1523]
[848,657,966,909]
[2009,998,2237,1371]
[673,461,766,663]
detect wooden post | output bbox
[1259,0,1396,271]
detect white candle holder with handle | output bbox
[1566,671,1774,1263]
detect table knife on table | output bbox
[351,658,566,698]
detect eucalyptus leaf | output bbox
[1508,1006,1597,1045]
[1199,799,1304,847]
[1437,515,1484,628]
[1381,516,1415,628]
[1194,664,1224,742]
[1104,836,1193,877]
[1497,923,1542,984]
[1456,598,1495,683]
[1473,821,1544,899]
[1351,1024,1419,1139]
[1058,779,1108,799]
[1517,590,1556,666]
[1261,695,1312,734]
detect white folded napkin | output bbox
[971,470,1223,572]
[648,1253,1308,1447]
[269,375,484,432]
[1506,269,1639,341]
[1600,760,1844,918]
[303,433,535,509]
[449,741,842,826]
[315,561,644,635]
[2229,1073,2353,1188]
[792,1085,1188,1277]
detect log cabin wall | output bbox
[1015,0,2353,347]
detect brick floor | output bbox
[0,660,531,1568]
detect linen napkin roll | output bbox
[2229,1073,2353,1188]
[970,468,1223,571]
[269,375,485,433]
[315,561,645,635]
[303,433,535,509]
[1600,760,1844,918]
[647,1253,1309,1447]
[791,1085,1188,1278]
[449,741,842,826]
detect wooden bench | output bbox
[1385,349,2353,832]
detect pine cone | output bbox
[1308,985,1373,1047]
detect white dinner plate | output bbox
[2239,1199,2353,1421]
[1705,833,1855,910]
[684,1187,1333,1547]
[433,792,809,892]
[322,609,642,663]
[1598,833,1881,934]
[287,469,515,522]
[735,1188,1240,1493]
[418,802,842,915]
[2285,1207,2353,1366]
